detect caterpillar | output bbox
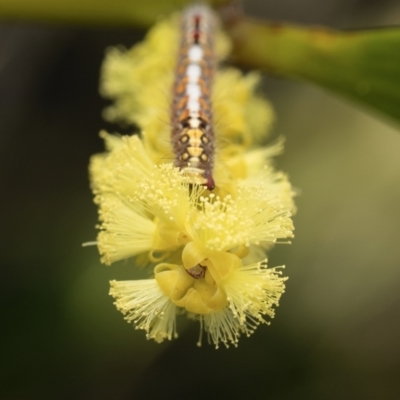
[171,5,216,190]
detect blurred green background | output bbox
[1,1,400,399]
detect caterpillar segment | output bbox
[171,5,217,190]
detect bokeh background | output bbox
[1,1,400,399]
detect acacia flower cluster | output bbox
[90,8,295,348]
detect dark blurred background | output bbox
[1,1,400,399]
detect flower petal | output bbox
[97,195,156,265]
[110,279,178,343]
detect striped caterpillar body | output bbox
[171,5,216,190]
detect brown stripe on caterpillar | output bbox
[171,5,217,190]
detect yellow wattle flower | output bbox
[91,133,294,266]
[89,6,296,347]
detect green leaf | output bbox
[0,0,228,28]
[226,19,400,124]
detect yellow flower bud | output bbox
[152,221,189,250]
[182,242,207,270]
[178,288,211,314]
[205,252,242,283]
[193,278,228,312]
[154,263,194,302]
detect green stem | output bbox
[0,0,229,27]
